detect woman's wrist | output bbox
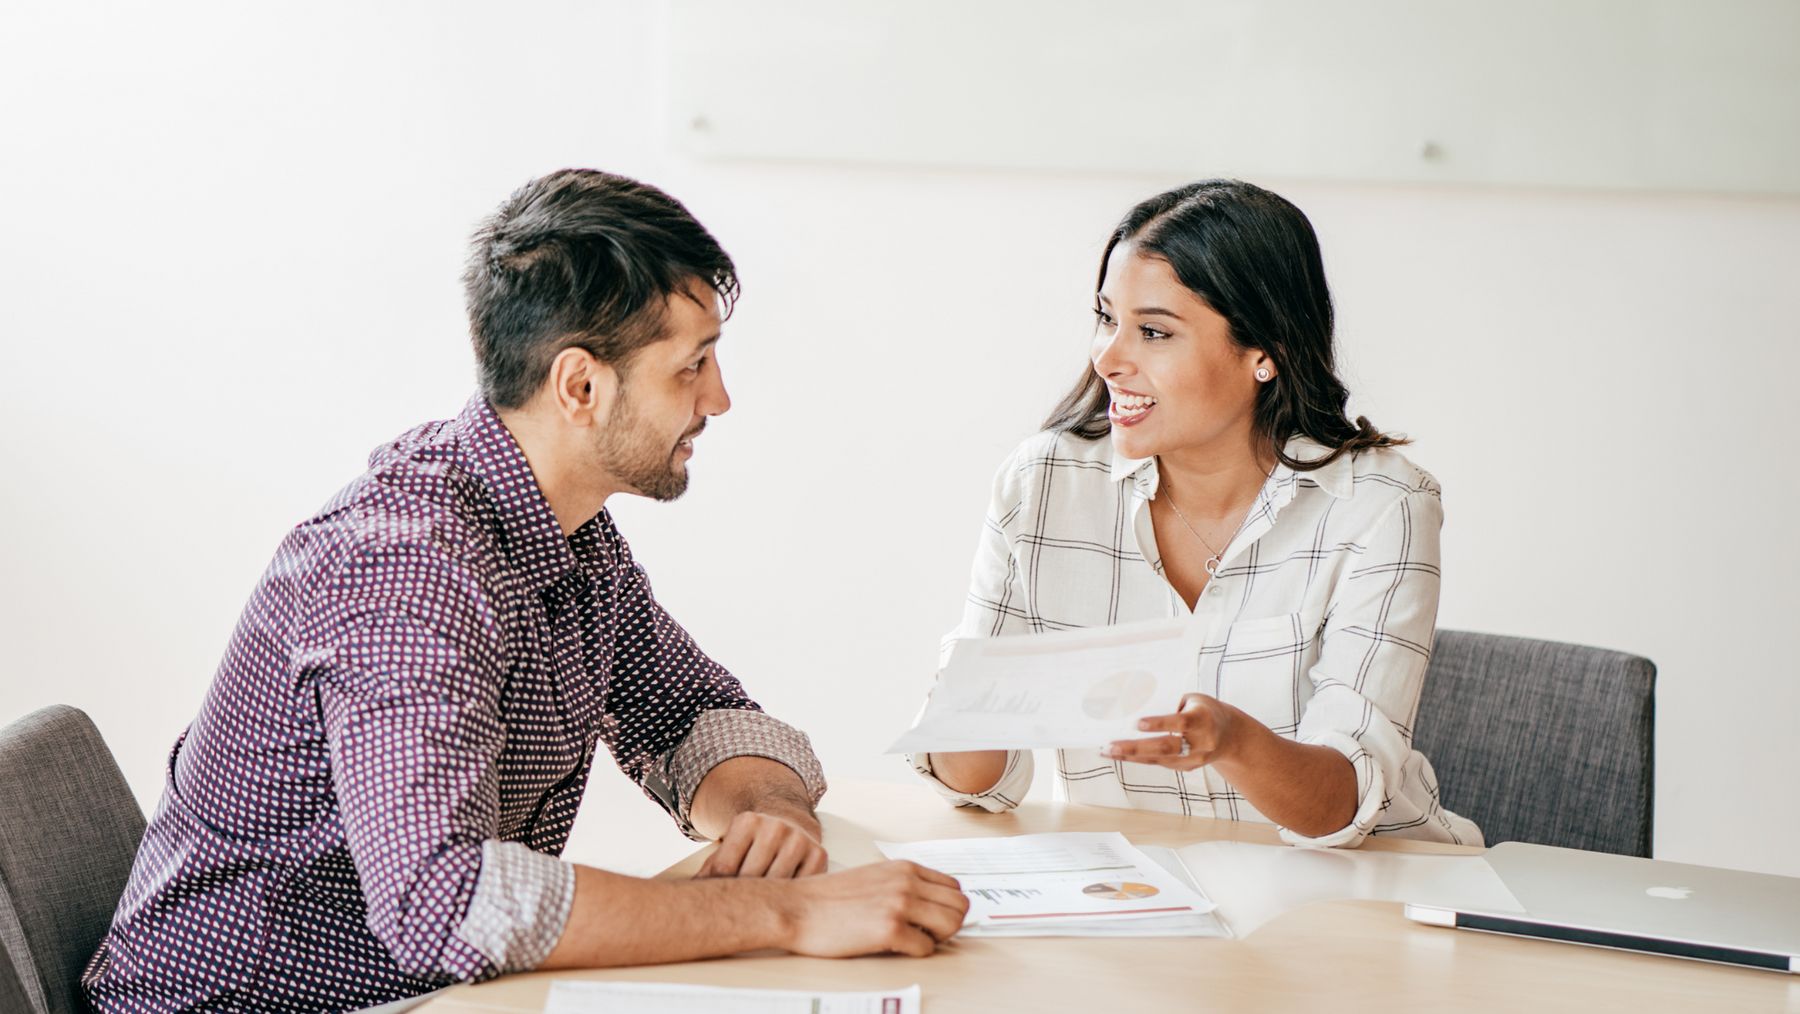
[1211,722,1358,837]
[1205,701,1266,778]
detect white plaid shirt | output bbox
[911,430,1480,849]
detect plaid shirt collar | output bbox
[1108,434,1357,501]
[453,394,609,594]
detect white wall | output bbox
[2,2,1795,879]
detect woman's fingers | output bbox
[1137,694,1212,732]
[1134,712,1187,734]
[1106,734,1187,758]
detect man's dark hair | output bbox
[463,169,739,409]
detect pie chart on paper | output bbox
[1082,881,1161,901]
[1081,669,1158,720]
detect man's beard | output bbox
[594,388,698,502]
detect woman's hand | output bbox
[1103,693,1247,770]
[1103,693,1359,837]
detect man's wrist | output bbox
[692,755,819,840]
[756,803,820,842]
[745,790,821,839]
[736,875,800,951]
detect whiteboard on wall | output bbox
[666,0,1800,196]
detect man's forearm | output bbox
[539,864,789,969]
[689,755,819,840]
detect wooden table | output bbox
[421,780,1800,1013]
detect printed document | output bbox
[544,980,920,1014]
[887,618,1203,753]
[876,832,1221,937]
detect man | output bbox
[84,170,968,1012]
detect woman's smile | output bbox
[1108,388,1159,426]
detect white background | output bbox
[2,1,1796,880]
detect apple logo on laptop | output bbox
[1645,886,1693,900]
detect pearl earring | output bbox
[1255,368,1272,382]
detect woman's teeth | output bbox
[1112,394,1157,417]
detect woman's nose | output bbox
[1092,331,1130,378]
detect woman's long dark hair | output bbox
[1043,179,1404,471]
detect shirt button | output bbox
[1208,584,1224,596]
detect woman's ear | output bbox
[1252,350,1277,383]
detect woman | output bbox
[911,180,1479,847]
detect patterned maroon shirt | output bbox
[83,397,824,1012]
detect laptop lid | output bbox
[1405,841,1800,973]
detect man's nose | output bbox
[702,367,731,417]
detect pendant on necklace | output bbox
[1204,556,1221,577]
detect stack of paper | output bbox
[876,832,1228,938]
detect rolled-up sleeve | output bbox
[310,542,572,982]
[1282,487,1474,848]
[665,709,827,835]
[906,450,1036,811]
[455,840,574,972]
[910,744,1034,812]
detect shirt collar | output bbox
[1278,436,1356,499]
[454,394,595,592]
[1108,434,1357,500]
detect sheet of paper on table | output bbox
[885,618,1204,753]
[1174,840,1525,937]
[876,832,1225,938]
[543,981,920,1014]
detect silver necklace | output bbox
[1159,466,1270,577]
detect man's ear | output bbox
[546,346,620,428]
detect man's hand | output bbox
[689,755,828,875]
[1103,693,1245,770]
[777,860,970,957]
[697,809,828,879]
[540,857,969,969]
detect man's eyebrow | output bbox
[691,333,721,354]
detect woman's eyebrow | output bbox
[1096,293,1184,321]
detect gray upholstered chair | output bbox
[1413,629,1656,857]
[0,706,146,1014]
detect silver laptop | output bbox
[1404,841,1800,973]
